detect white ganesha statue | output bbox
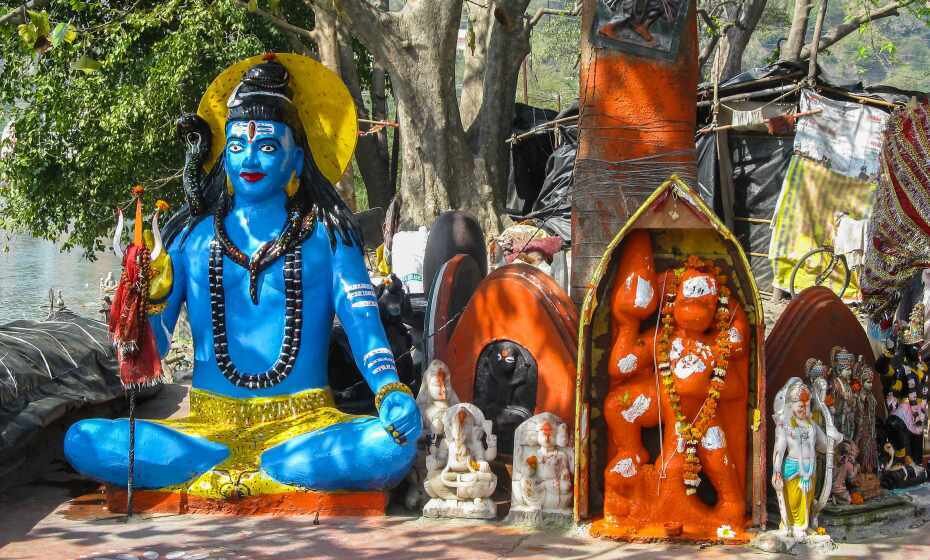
[422,402,498,519]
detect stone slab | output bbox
[819,486,930,542]
[504,508,573,529]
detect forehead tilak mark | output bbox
[229,121,277,143]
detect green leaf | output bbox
[269,0,281,13]
[28,10,51,37]
[50,22,78,47]
[17,23,38,49]
[64,24,78,44]
[247,0,258,12]
[72,55,103,74]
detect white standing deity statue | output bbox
[422,403,499,519]
[771,377,842,544]
[510,412,573,517]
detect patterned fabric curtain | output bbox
[862,99,930,323]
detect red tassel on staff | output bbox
[109,188,162,388]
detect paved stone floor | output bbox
[2,473,929,559]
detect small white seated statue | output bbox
[510,412,573,518]
[405,360,459,510]
[771,377,841,545]
[423,402,498,519]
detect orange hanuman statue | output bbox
[597,230,750,538]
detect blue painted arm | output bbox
[331,233,421,443]
[331,235,400,392]
[149,234,187,358]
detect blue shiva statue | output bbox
[64,54,421,498]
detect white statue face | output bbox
[428,369,448,401]
[792,398,811,420]
[452,408,472,442]
[537,422,554,448]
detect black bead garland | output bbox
[208,200,316,389]
[209,241,303,389]
[213,201,314,305]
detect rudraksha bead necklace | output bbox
[209,200,315,389]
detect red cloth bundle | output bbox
[109,244,162,387]
[504,236,564,264]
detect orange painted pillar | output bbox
[570,0,699,304]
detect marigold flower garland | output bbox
[655,256,733,495]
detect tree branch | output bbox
[799,0,914,60]
[0,0,48,26]
[697,9,719,35]
[527,0,581,29]
[699,34,721,70]
[304,0,395,52]
[233,0,319,43]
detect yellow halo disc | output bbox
[197,53,358,185]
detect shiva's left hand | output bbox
[379,390,422,446]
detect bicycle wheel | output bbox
[789,247,851,298]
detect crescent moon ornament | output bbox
[150,210,164,262]
[113,208,126,259]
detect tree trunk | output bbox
[306,7,357,208]
[387,4,471,227]
[783,0,815,61]
[363,3,393,209]
[712,0,769,81]
[460,1,531,211]
[338,1,393,211]
[309,0,529,233]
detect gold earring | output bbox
[286,172,299,197]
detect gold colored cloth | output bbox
[769,156,874,299]
[153,387,356,499]
[783,474,815,528]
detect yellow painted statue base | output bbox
[152,387,355,500]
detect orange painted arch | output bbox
[442,263,579,429]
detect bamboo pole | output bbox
[506,115,579,144]
[696,84,800,108]
[698,109,823,134]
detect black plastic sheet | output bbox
[506,104,560,216]
[517,103,580,243]
[0,311,123,475]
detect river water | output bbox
[0,233,120,324]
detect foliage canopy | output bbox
[0,0,304,254]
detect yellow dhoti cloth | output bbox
[152,387,355,499]
[782,458,817,528]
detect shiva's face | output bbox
[224,120,304,202]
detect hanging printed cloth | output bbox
[861,99,930,323]
[109,187,163,387]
